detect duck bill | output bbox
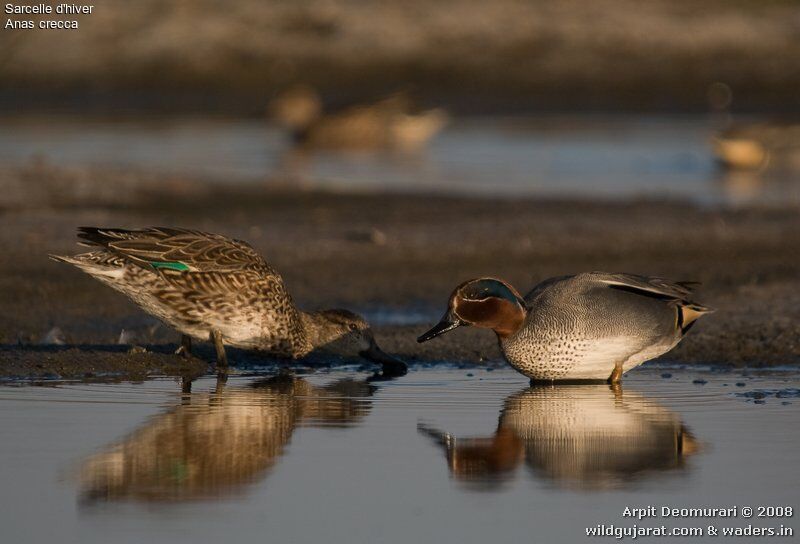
[417,315,463,343]
[361,344,408,376]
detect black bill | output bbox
[361,343,408,377]
[417,314,463,343]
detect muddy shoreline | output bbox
[1,178,798,380]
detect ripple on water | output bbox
[0,365,798,544]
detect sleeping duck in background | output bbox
[714,121,800,170]
[418,272,713,383]
[269,85,448,150]
[51,227,407,376]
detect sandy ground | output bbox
[0,172,798,381]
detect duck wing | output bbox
[77,227,277,277]
[585,272,702,303]
[524,272,713,336]
[581,272,714,334]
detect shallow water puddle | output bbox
[3,115,799,207]
[0,366,797,543]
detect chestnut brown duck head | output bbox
[418,278,527,342]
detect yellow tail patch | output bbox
[678,304,714,333]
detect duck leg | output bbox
[211,372,228,401]
[181,374,193,394]
[210,330,229,372]
[174,334,193,358]
[607,361,624,385]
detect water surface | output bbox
[0,366,797,543]
[2,115,798,207]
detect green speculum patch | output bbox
[150,261,190,272]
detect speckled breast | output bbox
[501,331,630,381]
[502,334,587,381]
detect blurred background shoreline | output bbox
[2,113,799,209]
[2,0,800,116]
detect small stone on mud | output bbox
[38,327,65,345]
[661,373,672,379]
[693,379,707,385]
[346,227,387,245]
[466,373,474,377]
[736,382,746,387]
[754,400,766,405]
[118,329,138,345]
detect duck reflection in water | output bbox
[419,384,701,490]
[79,374,377,503]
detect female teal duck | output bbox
[418,273,713,383]
[270,86,447,150]
[714,122,800,170]
[52,227,406,375]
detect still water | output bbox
[1,366,797,543]
[2,115,798,207]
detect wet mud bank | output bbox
[1,180,798,380]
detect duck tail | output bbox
[49,252,126,279]
[48,254,79,265]
[677,302,715,334]
[49,253,93,274]
[76,226,137,248]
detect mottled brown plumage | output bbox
[51,227,406,375]
[270,87,448,150]
[79,375,377,502]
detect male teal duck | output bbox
[418,273,713,383]
[51,227,406,375]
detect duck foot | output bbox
[181,375,193,394]
[214,372,228,390]
[607,362,624,384]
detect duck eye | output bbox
[348,323,358,332]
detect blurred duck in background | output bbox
[713,122,800,170]
[79,374,377,503]
[269,85,448,150]
[418,385,701,490]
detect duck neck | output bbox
[296,310,337,355]
[493,306,526,340]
